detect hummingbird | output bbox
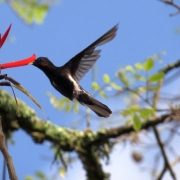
[32,25,118,117]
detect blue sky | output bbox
[0,0,180,179]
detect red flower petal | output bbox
[0,54,36,69]
[0,24,12,48]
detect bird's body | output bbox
[33,25,118,117]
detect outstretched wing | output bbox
[63,24,118,82]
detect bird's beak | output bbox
[29,56,38,65]
[28,61,34,65]
[31,58,40,66]
[29,60,35,65]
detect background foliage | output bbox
[0,0,180,180]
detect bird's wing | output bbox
[63,24,118,82]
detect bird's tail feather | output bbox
[77,94,112,118]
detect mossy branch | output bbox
[0,89,173,149]
[0,58,180,179]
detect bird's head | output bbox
[31,57,56,77]
[32,57,52,68]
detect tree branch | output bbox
[78,147,110,180]
[0,117,18,180]
[0,90,175,148]
[160,59,180,74]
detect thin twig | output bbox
[158,165,166,180]
[126,87,153,107]
[152,80,163,108]
[171,156,180,167]
[152,76,176,180]
[153,126,176,180]
[2,155,6,180]
[0,117,18,180]
[160,0,180,16]
[158,156,180,179]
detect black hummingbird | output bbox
[32,25,118,117]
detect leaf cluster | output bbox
[7,0,52,24]
[93,55,165,130]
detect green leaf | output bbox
[24,176,34,180]
[121,105,140,116]
[138,87,147,92]
[65,102,71,113]
[47,92,58,108]
[92,82,100,90]
[47,94,74,113]
[117,72,129,87]
[126,117,133,125]
[125,65,134,72]
[73,101,79,113]
[135,63,143,70]
[110,82,122,91]
[58,98,66,109]
[143,58,154,71]
[99,90,107,99]
[149,72,164,82]
[138,86,160,92]
[134,74,146,81]
[35,171,45,179]
[26,12,34,24]
[103,74,110,83]
[12,84,43,112]
[148,86,160,91]
[59,166,66,178]
[153,54,163,62]
[125,65,146,81]
[10,0,50,24]
[140,108,155,118]
[34,5,49,24]
[133,115,142,131]
[50,97,59,108]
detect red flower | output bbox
[0,54,36,69]
[0,24,12,48]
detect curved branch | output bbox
[85,113,171,147]
[160,59,180,74]
[0,90,173,148]
[0,90,80,151]
[0,117,18,180]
